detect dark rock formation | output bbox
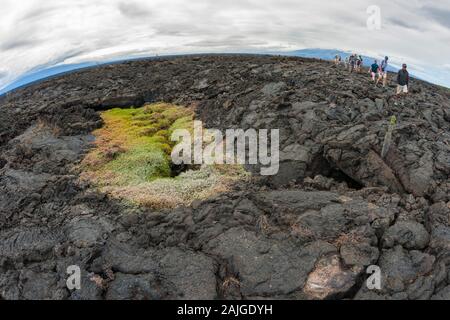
[0,55,449,300]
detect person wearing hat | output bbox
[377,56,389,87]
[334,54,342,66]
[397,63,409,94]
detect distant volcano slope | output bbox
[0,55,449,300]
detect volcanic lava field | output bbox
[0,55,449,300]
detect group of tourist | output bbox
[334,53,364,73]
[369,57,389,87]
[334,53,410,95]
[370,58,410,95]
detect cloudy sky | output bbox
[1,0,449,90]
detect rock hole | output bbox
[308,154,364,190]
[170,163,201,177]
[327,167,364,190]
[0,158,6,170]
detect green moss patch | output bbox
[80,103,248,208]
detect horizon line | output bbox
[1,50,448,97]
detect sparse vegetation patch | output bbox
[80,103,248,208]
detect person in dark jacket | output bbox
[349,54,356,72]
[356,55,363,73]
[397,64,409,94]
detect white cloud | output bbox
[0,0,449,89]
